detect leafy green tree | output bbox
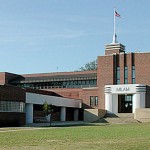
[78,59,97,71]
[43,101,55,126]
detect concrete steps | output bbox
[96,113,139,124]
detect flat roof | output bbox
[10,70,97,84]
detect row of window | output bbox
[132,66,136,84]
[90,96,98,106]
[0,101,25,112]
[124,66,128,84]
[16,79,97,89]
[116,66,136,84]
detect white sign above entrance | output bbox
[116,87,130,92]
[113,85,136,94]
[105,84,146,94]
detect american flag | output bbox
[115,11,121,17]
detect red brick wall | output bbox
[0,85,25,102]
[0,72,20,85]
[0,112,25,126]
[97,52,150,110]
[97,55,115,109]
[119,53,125,84]
[126,53,133,84]
[45,88,99,109]
[81,88,99,109]
[134,53,150,85]
[134,53,150,107]
[45,88,82,99]
[5,72,20,84]
[0,72,5,84]
[0,85,26,126]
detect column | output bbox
[25,103,33,124]
[133,93,140,113]
[112,94,118,114]
[60,107,66,121]
[140,92,145,108]
[132,93,145,113]
[74,109,79,121]
[105,93,113,114]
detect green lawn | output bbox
[0,123,150,150]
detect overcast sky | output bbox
[0,0,150,74]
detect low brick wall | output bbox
[84,109,106,122]
[0,112,25,127]
[135,108,150,122]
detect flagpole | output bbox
[112,7,117,44]
[114,8,116,38]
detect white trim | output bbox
[26,92,82,108]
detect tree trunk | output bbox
[49,114,52,126]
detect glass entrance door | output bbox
[118,95,132,113]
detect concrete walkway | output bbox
[25,121,86,127]
[0,122,87,133]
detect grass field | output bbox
[0,123,150,150]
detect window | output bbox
[86,80,89,85]
[116,67,120,84]
[16,78,97,89]
[95,96,98,106]
[0,101,25,112]
[125,95,132,102]
[93,80,97,85]
[124,66,128,84]
[90,96,98,106]
[132,66,136,84]
[82,80,86,85]
[74,81,78,85]
[90,96,94,106]
[78,81,81,85]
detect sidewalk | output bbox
[25,121,86,127]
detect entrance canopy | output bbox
[104,84,146,114]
